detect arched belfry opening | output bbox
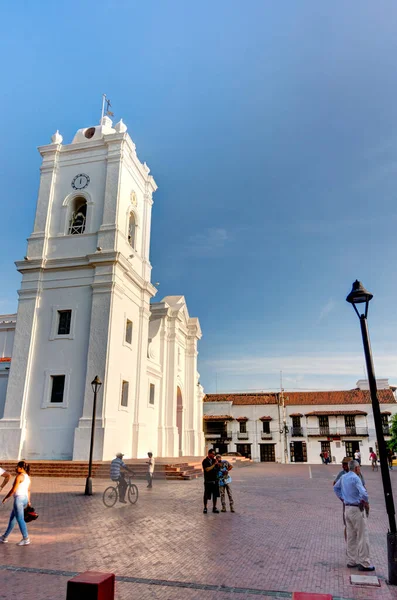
[128,212,136,248]
[176,386,183,457]
[69,197,87,235]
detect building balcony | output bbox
[261,432,273,440]
[290,427,304,437]
[237,432,249,440]
[383,426,391,436]
[204,433,222,439]
[307,427,368,437]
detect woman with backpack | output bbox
[0,460,31,546]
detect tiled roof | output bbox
[382,411,392,415]
[204,389,396,406]
[236,416,248,421]
[203,415,233,421]
[289,413,303,417]
[204,393,278,405]
[259,416,272,421]
[305,410,368,416]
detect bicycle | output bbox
[103,475,139,507]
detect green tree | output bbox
[388,414,397,452]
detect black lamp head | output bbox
[346,280,373,317]
[91,375,102,394]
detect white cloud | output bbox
[318,299,336,322]
[187,228,229,257]
[204,352,397,378]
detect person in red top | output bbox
[369,448,378,471]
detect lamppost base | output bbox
[387,531,397,585]
[84,477,93,496]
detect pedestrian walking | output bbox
[0,460,31,546]
[202,449,220,514]
[320,452,324,464]
[333,457,350,485]
[146,452,155,488]
[215,454,235,513]
[369,448,378,472]
[354,450,361,465]
[323,450,330,465]
[387,448,394,470]
[333,459,375,571]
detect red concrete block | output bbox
[66,571,115,600]
[293,594,333,600]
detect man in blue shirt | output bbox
[110,453,133,504]
[334,460,374,571]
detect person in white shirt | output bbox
[0,460,31,546]
[0,467,11,492]
[146,452,155,488]
[354,450,361,465]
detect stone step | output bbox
[0,460,203,481]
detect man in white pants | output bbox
[334,459,375,571]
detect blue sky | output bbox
[1,1,397,393]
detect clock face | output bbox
[72,173,90,190]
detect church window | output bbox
[57,310,72,335]
[69,197,87,235]
[125,319,133,344]
[128,212,136,248]
[149,383,155,405]
[121,381,129,407]
[50,375,65,403]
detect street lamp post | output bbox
[346,280,397,584]
[84,375,102,496]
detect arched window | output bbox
[128,212,136,248]
[69,197,87,235]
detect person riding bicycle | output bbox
[110,453,133,504]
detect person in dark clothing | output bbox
[387,448,394,470]
[202,449,220,514]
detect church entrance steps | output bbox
[0,456,252,480]
[0,459,202,481]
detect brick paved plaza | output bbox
[0,463,397,600]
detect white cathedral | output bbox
[0,115,204,461]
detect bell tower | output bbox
[0,115,157,460]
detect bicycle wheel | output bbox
[128,483,139,504]
[103,486,118,507]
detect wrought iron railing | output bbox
[261,432,272,439]
[237,432,249,440]
[307,427,368,436]
[290,427,304,437]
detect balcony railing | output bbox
[307,427,368,437]
[204,433,232,442]
[261,432,273,440]
[290,427,304,437]
[383,426,391,436]
[237,432,249,440]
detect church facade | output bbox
[0,116,204,461]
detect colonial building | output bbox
[0,115,204,461]
[203,379,396,464]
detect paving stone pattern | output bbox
[0,463,396,599]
